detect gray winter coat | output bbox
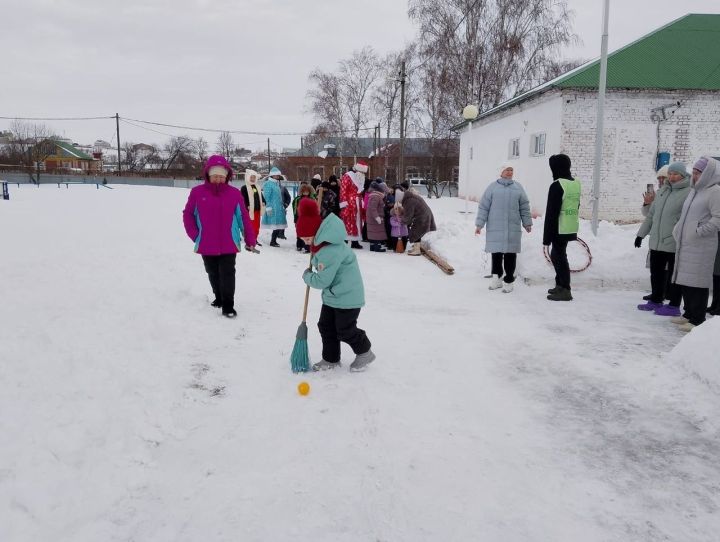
[475,178,532,253]
[402,190,437,243]
[672,157,720,288]
[637,177,690,253]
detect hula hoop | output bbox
[543,237,592,273]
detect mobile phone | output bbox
[646,183,655,194]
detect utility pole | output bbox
[591,0,610,235]
[115,113,121,176]
[267,138,271,173]
[398,60,406,185]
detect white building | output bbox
[456,13,720,222]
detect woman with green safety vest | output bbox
[543,154,581,301]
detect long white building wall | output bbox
[561,89,720,222]
[458,91,563,216]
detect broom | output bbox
[290,253,313,373]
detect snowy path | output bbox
[1,185,718,541]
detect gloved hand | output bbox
[375,216,382,224]
[634,236,642,248]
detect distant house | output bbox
[282,137,459,185]
[44,140,102,173]
[455,13,720,221]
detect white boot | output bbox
[407,244,422,256]
[488,274,503,290]
[502,281,514,293]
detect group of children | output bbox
[291,175,410,255]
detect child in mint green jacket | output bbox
[296,198,375,372]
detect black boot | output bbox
[547,287,573,301]
[270,230,280,247]
[351,241,363,249]
[548,285,561,295]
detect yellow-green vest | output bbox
[558,179,580,234]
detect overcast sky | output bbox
[1,0,718,152]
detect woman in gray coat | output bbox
[475,164,533,293]
[671,156,720,331]
[635,162,690,316]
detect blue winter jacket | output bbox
[475,178,533,253]
[303,214,365,309]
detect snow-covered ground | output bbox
[1,184,719,542]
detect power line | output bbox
[121,116,377,136]
[0,115,114,121]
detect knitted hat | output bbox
[208,166,228,177]
[655,165,669,178]
[203,155,233,182]
[354,160,369,173]
[667,162,687,176]
[312,173,322,180]
[296,198,321,237]
[499,162,514,176]
[693,157,709,173]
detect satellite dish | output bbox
[318,150,328,159]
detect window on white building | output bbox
[508,138,520,158]
[530,133,546,156]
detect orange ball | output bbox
[297,381,310,396]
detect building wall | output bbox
[458,91,563,215]
[561,89,720,222]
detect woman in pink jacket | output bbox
[182,155,257,318]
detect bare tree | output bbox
[373,46,417,139]
[338,47,380,156]
[408,0,577,115]
[9,120,57,184]
[216,131,234,159]
[306,70,346,135]
[195,137,209,163]
[162,136,195,172]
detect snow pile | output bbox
[668,317,720,392]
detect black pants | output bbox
[681,285,709,326]
[491,253,517,283]
[202,254,236,312]
[710,275,720,312]
[649,250,681,306]
[550,240,571,290]
[317,304,371,363]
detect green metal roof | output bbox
[453,14,720,131]
[55,140,94,160]
[556,14,720,90]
